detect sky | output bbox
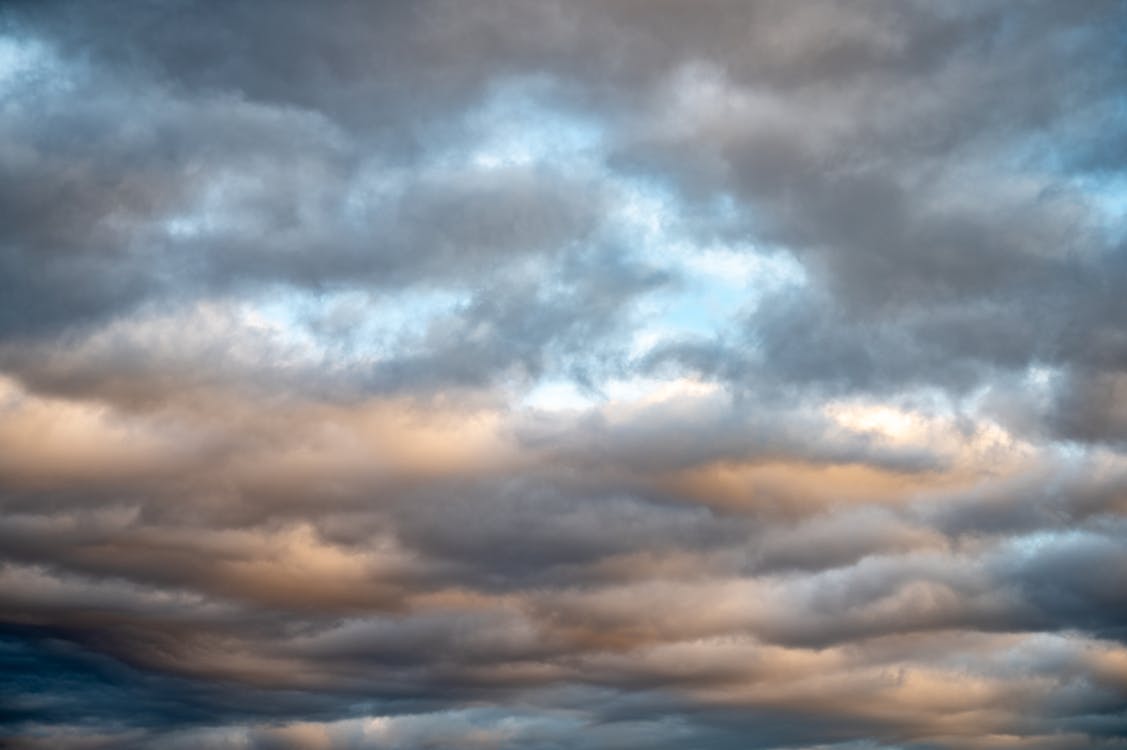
[1,1,1126,748]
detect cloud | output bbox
[2,1,1126,748]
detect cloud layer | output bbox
[2,2,1126,748]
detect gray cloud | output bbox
[2,1,1126,749]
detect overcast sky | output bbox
[2,2,1127,748]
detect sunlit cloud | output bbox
[2,2,1126,748]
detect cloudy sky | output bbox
[2,1,1127,748]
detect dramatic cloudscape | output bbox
[2,2,1127,748]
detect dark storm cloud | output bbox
[2,1,1127,749]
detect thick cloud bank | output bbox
[2,2,1127,748]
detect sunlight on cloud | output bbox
[2,4,1126,749]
